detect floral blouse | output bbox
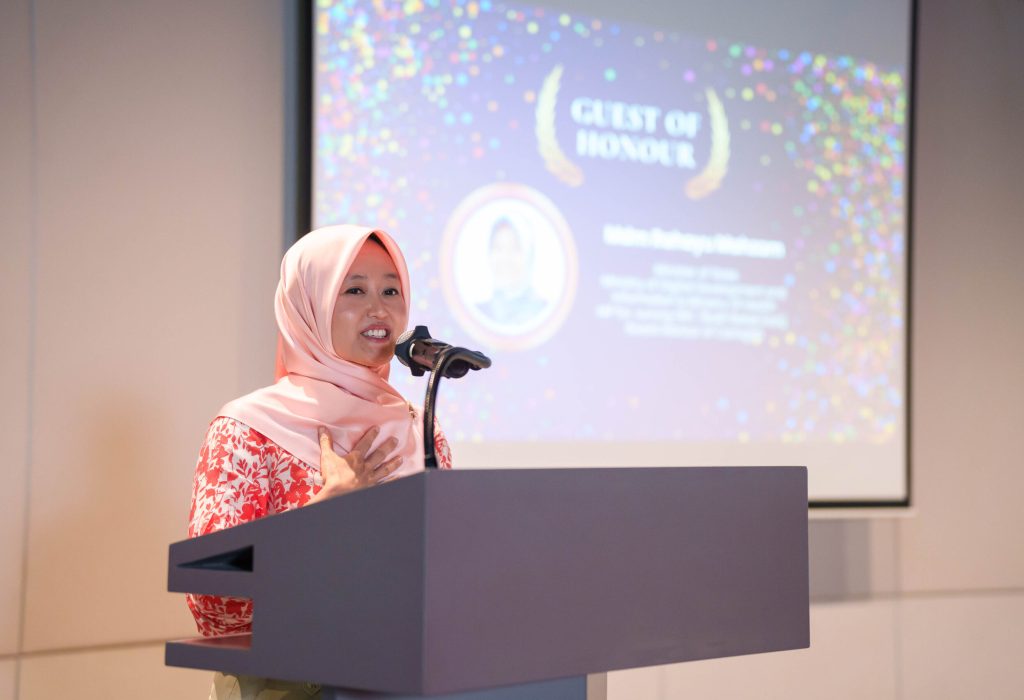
[187,415,452,636]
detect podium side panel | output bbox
[167,475,429,693]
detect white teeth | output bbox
[362,328,387,339]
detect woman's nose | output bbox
[366,295,386,317]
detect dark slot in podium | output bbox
[167,467,809,699]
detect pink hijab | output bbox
[218,224,424,475]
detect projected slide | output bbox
[314,0,910,503]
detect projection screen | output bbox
[312,0,913,506]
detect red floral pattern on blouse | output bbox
[187,416,452,637]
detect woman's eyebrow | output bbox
[344,273,399,281]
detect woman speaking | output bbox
[187,225,451,698]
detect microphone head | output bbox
[394,329,416,368]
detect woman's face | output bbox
[331,240,409,368]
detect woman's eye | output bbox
[344,287,364,295]
[383,288,401,297]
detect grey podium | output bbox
[166,467,809,698]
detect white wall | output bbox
[0,0,1021,698]
[1,0,285,696]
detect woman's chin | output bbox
[335,338,397,368]
[349,349,395,369]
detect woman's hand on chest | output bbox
[308,425,403,504]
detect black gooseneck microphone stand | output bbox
[422,345,492,467]
[399,326,491,468]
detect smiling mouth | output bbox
[361,327,390,341]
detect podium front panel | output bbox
[420,467,808,694]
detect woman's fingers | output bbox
[350,425,381,457]
[363,436,399,469]
[318,426,334,461]
[319,425,399,482]
[374,456,404,482]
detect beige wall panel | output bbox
[809,519,900,600]
[22,0,284,651]
[902,0,1024,592]
[0,0,33,656]
[0,659,16,699]
[608,600,897,700]
[19,644,211,700]
[900,592,1024,699]
[865,519,900,596]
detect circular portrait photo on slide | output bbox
[440,183,578,351]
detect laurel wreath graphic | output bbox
[684,88,730,200]
[536,65,585,187]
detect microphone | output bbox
[395,325,491,378]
